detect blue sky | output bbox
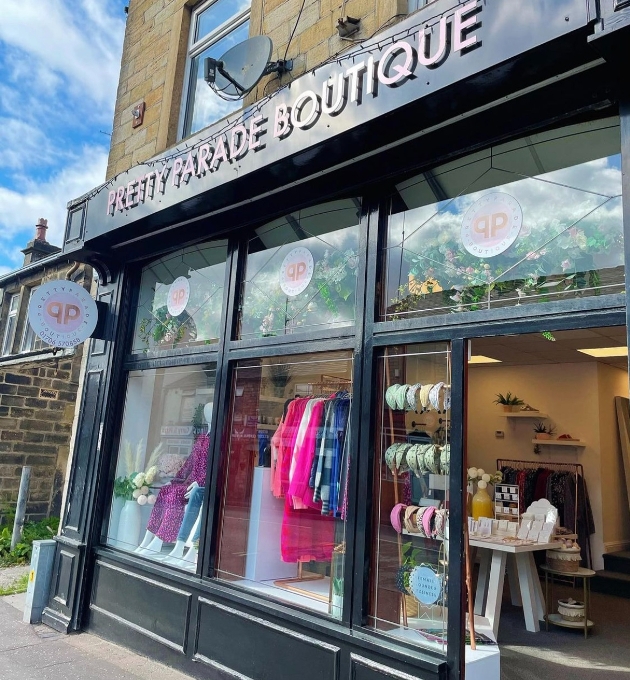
[0,0,128,273]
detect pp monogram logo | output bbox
[46,301,81,326]
[167,276,190,317]
[461,192,523,258]
[27,280,98,348]
[286,261,308,282]
[280,247,314,296]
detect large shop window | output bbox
[132,241,228,354]
[382,117,623,320]
[181,0,251,138]
[238,200,361,339]
[370,343,451,654]
[215,351,353,618]
[106,365,216,570]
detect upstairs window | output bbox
[408,0,433,11]
[181,0,251,139]
[21,287,48,353]
[1,293,20,356]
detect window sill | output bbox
[0,347,74,367]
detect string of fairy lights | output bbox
[82,1,474,204]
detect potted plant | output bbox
[533,422,555,440]
[493,392,525,412]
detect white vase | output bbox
[117,500,142,550]
[108,496,125,546]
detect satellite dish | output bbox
[204,35,292,101]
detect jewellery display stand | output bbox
[494,483,519,521]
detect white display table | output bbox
[471,538,556,638]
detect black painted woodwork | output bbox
[44,1,630,678]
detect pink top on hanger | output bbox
[288,399,325,510]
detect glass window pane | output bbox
[2,294,20,356]
[105,365,216,569]
[382,117,623,320]
[215,351,353,619]
[185,20,249,137]
[238,200,361,339]
[369,343,451,653]
[21,287,47,353]
[132,241,228,354]
[195,0,251,42]
[408,0,433,11]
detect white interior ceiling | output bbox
[471,326,629,370]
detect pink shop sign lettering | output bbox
[106,1,480,217]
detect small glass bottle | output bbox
[472,480,493,521]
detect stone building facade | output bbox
[0,220,92,521]
[107,0,407,178]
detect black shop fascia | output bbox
[64,0,607,266]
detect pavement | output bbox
[0,593,191,680]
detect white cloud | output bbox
[0,146,109,253]
[0,0,125,111]
[0,117,58,170]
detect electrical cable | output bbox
[84,2,465,201]
[284,0,308,61]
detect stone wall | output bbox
[0,362,78,521]
[0,263,92,523]
[107,0,407,179]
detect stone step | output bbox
[591,569,630,599]
[603,550,630,575]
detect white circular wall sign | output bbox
[167,276,190,316]
[28,281,98,348]
[409,566,443,605]
[461,192,523,258]
[279,247,314,296]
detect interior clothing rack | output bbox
[496,458,590,566]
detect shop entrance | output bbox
[467,326,630,680]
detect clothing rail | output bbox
[496,459,584,557]
[497,459,583,476]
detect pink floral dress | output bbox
[147,433,209,542]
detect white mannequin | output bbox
[165,542,198,569]
[164,508,201,568]
[164,482,200,559]
[135,532,162,555]
[136,407,211,560]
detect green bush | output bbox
[0,517,59,566]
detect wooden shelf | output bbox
[502,412,548,418]
[531,439,586,447]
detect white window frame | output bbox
[178,0,251,141]
[2,293,20,357]
[408,0,434,12]
[20,286,47,354]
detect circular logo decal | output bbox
[28,281,98,348]
[279,247,314,297]
[410,566,443,605]
[167,276,190,317]
[461,192,523,258]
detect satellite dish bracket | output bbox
[203,36,291,101]
[263,59,293,76]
